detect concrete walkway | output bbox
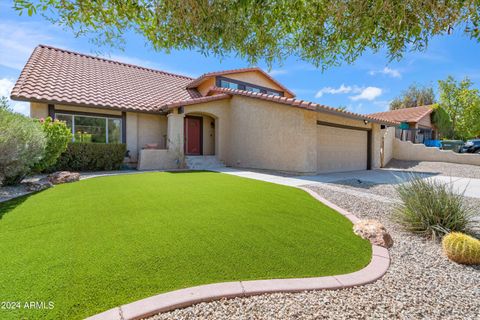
[215,167,480,199]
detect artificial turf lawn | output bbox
[0,172,371,319]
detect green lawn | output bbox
[0,172,371,319]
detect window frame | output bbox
[216,76,284,96]
[55,111,124,144]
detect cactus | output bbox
[442,232,480,265]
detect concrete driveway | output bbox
[216,167,480,199]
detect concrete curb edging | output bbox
[87,186,390,320]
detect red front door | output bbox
[185,117,202,155]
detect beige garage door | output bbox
[317,125,368,173]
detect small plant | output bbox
[33,117,72,172]
[442,232,480,265]
[394,175,478,240]
[0,108,46,186]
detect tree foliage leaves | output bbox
[389,84,436,110]
[12,0,480,68]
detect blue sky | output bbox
[1,1,479,116]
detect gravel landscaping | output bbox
[386,159,480,179]
[149,182,480,320]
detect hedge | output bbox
[52,143,126,171]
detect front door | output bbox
[184,116,202,155]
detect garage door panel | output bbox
[317,125,368,173]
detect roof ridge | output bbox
[369,104,433,116]
[37,44,195,80]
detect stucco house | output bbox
[369,105,436,144]
[11,45,397,174]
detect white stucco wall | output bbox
[393,138,480,165]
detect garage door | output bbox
[317,124,368,173]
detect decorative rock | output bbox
[24,179,53,192]
[353,219,393,248]
[47,171,80,185]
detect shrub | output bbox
[52,143,126,171]
[33,117,72,172]
[442,232,480,265]
[0,108,46,186]
[394,175,478,240]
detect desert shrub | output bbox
[0,108,46,186]
[52,143,126,171]
[32,117,72,172]
[394,175,478,240]
[442,232,480,265]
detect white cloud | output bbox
[350,87,382,101]
[0,78,29,115]
[315,84,357,98]
[268,69,288,76]
[369,67,401,78]
[0,21,64,70]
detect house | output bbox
[11,45,397,174]
[369,106,436,144]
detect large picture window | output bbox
[56,113,122,143]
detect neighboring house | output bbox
[369,106,436,144]
[11,45,396,174]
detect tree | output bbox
[389,84,436,110]
[13,0,480,68]
[431,104,453,138]
[438,76,480,140]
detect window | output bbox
[266,90,281,96]
[219,79,239,89]
[245,86,261,93]
[217,76,284,96]
[56,113,122,143]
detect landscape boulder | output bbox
[24,179,53,192]
[47,171,80,185]
[353,219,393,248]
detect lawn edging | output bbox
[86,186,390,320]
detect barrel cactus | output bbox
[442,232,480,265]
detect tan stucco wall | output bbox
[55,104,122,115]
[196,78,215,96]
[137,149,178,170]
[382,126,395,166]
[393,138,480,165]
[226,71,287,94]
[202,115,215,155]
[228,96,317,173]
[30,102,48,118]
[126,112,168,162]
[183,100,231,162]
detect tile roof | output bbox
[369,105,434,123]
[208,87,399,125]
[11,45,201,113]
[186,67,296,97]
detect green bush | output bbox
[52,143,126,171]
[394,175,478,240]
[0,108,46,186]
[33,117,72,172]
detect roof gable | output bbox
[186,67,295,97]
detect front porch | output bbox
[137,108,224,170]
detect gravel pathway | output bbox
[386,159,480,179]
[149,185,480,320]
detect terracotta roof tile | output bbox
[186,67,295,97]
[11,45,200,112]
[208,87,398,125]
[369,105,434,123]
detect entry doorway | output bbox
[184,116,203,155]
